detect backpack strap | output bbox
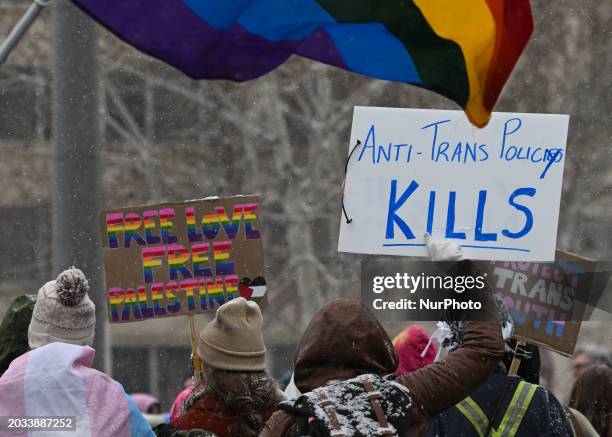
[564,407,584,437]
[315,389,345,437]
[362,376,394,437]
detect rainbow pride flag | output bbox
[73,0,533,127]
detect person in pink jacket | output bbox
[0,267,153,437]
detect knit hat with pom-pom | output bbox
[28,267,96,349]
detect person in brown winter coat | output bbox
[261,299,502,437]
[262,238,504,437]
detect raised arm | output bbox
[398,235,505,419]
[397,319,503,419]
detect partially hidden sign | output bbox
[100,196,266,323]
[339,107,569,261]
[479,250,591,356]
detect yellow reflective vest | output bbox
[455,380,538,437]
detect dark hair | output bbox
[569,364,612,436]
[186,368,280,437]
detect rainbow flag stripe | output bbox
[72,0,532,127]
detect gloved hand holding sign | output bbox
[424,233,464,261]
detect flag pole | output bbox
[0,0,51,67]
[188,315,204,386]
[507,339,526,376]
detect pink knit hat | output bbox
[392,325,437,376]
[130,393,160,413]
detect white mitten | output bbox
[283,373,302,399]
[424,233,464,261]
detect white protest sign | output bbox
[338,107,569,261]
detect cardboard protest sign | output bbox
[99,196,266,323]
[339,107,569,261]
[478,250,591,356]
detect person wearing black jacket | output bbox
[427,316,573,437]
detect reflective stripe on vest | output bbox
[455,380,538,437]
[456,396,489,437]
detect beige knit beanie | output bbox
[28,267,96,349]
[197,297,266,371]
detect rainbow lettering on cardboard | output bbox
[144,210,161,244]
[106,203,262,248]
[107,276,243,322]
[140,241,235,284]
[106,213,124,249]
[168,245,191,280]
[142,246,165,283]
[192,243,212,278]
[100,195,267,322]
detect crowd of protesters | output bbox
[0,239,611,436]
